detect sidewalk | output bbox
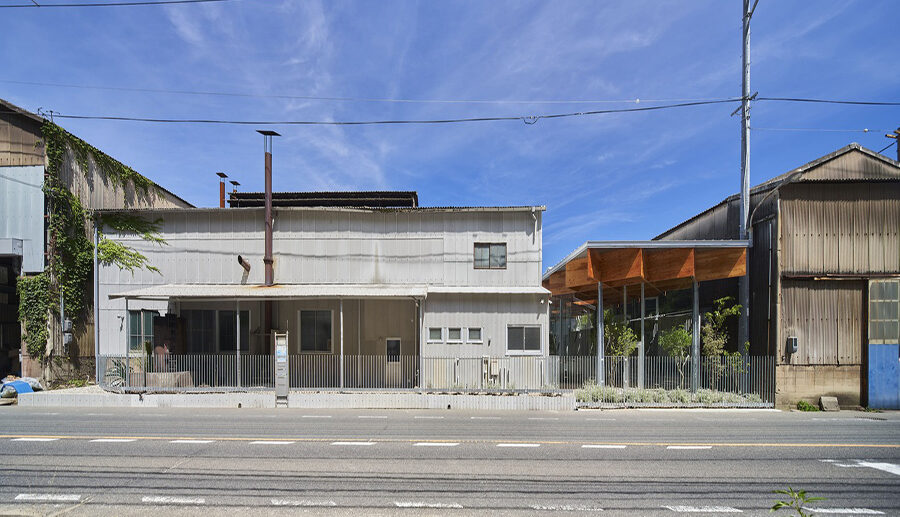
[17,386,575,410]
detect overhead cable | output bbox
[0,0,233,7]
[758,97,900,107]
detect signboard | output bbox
[274,332,289,404]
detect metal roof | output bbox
[94,205,545,214]
[110,283,428,300]
[542,239,749,280]
[228,190,419,208]
[427,286,550,295]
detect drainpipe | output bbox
[257,130,280,348]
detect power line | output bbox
[880,141,897,154]
[758,96,900,107]
[17,99,739,126]
[751,127,891,133]
[0,0,232,7]
[0,79,737,105]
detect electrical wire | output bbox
[0,80,738,105]
[751,127,891,133]
[758,97,900,107]
[24,99,740,126]
[879,141,896,154]
[0,0,233,7]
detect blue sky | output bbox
[1,0,898,269]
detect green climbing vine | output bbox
[16,122,166,361]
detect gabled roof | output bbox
[0,98,44,125]
[228,190,418,208]
[655,143,900,240]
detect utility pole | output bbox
[886,128,900,162]
[738,0,757,355]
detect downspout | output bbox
[93,219,100,383]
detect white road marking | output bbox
[250,441,294,445]
[85,413,111,416]
[528,417,559,421]
[12,438,59,442]
[358,415,388,419]
[531,504,604,511]
[271,499,337,507]
[664,505,742,512]
[582,444,627,449]
[667,445,712,450]
[90,439,135,443]
[301,415,332,419]
[804,508,884,515]
[394,501,463,509]
[331,441,375,446]
[856,461,900,476]
[414,442,459,447]
[169,440,214,444]
[141,496,205,505]
[471,416,501,420]
[414,416,444,419]
[497,443,540,448]
[15,494,81,502]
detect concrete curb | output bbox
[19,391,574,410]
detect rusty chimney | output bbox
[256,130,280,286]
[216,172,228,208]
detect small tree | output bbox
[659,326,692,388]
[701,296,741,356]
[603,309,638,357]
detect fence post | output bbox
[691,279,700,393]
[597,282,605,386]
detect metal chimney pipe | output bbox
[256,131,280,286]
[216,172,228,208]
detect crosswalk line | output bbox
[15,494,80,502]
[664,505,742,513]
[141,496,205,505]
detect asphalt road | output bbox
[0,407,898,516]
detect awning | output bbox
[427,286,550,295]
[0,238,23,257]
[110,283,428,300]
[542,240,749,303]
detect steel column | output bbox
[639,282,645,389]
[692,279,700,392]
[622,285,628,389]
[596,283,604,386]
[236,300,241,388]
[340,298,344,389]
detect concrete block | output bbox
[819,396,840,412]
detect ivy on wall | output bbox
[17,122,166,361]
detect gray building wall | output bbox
[0,165,44,273]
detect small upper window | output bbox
[474,243,507,269]
[467,328,483,343]
[428,327,443,342]
[447,328,462,343]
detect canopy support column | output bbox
[692,279,700,392]
[340,298,344,389]
[596,283,604,386]
[236,300,241,388]
[639,282,645,389]
[622,285,628,390]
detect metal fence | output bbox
[96,353,774,407]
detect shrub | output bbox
[796,400,819,412]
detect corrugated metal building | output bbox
[0,98,192,378]
[657,143,900,407]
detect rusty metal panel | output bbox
[782,279,864,366]
[804,150,900,182]
[0,111,44,167]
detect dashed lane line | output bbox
[664,505,742,513]
[582,444,627,449]
[531,504,604,512]
[395,501,463,509]
[855,461,900,476]
[15,494,81,502]
[271,499,337,507]
[528,417,560,421]
[470,416,501,420]
[804,509,884,515]
[141,496,205,505]
[414,416,444,419]
[11,438,58,442]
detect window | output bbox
[507,325,541,354]
[447,327,462,343]
[869,279,900,345]
[183,310,215,354]
[218,310,249,352]
[474,243,507,269]
[386,338,401,363]
[428,327,443,342]
[128,310,157,354]
[467,327,483,343]
[300,310,332,353]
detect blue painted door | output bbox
[868,280,900,409]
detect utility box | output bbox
[274,332,289,407]
[786,336,798,355]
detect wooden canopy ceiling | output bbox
[543,244,747,306]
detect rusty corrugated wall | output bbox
[780,182,900,276]
[780,279,865,365]
[0,108,44,167]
